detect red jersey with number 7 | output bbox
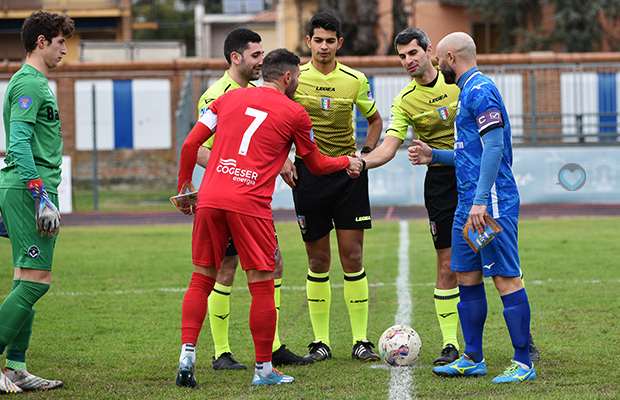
[180,86,345,219]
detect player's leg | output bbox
[334,228,378,361]
[177,207,224,388]
[433,215,487,378]
[303,235,334,360]
[331,171,377,361]
[178,264,217,388]
[230,212,293,386]
[492,275,535,382]
[521,273,540,362]
[292,158,336,361]
[424,167,460,365]
[209,239,246,371]
[0,189,60,392]
[433,246,460,366]
[487,216,535,383]
[271,249,314,366]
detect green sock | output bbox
[0,280,49,348]
[306,270,331,346]
[272,278,282,352]
[434,287,460,349]
[6,308,34,372]
[208,283,232,358]
[344,269,369,344]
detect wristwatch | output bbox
[361,146,373,154]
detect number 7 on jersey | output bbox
[239,107,267,156]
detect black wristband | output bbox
[361,146,373,154]
[361,158,366,171]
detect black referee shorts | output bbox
[293,158,372,243]
[424,166,458,250]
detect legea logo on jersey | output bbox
[216,158,258,186]
[437,106,449,120]
[321,98,331,110]
[19,96,32,110]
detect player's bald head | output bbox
[437,32,476,62]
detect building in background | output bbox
[0,0,133,62]
[194,2,277,59]
[194,0,506,59]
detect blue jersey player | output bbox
[409,32,535,383]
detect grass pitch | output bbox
[0,216,619,399]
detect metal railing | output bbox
[179,62,620,148]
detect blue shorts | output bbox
[451,213,521,278]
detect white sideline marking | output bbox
[388,220,415,400]
[33,278,619,299]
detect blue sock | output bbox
[501,288,532,368]
[458,283,487,363]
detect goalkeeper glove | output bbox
[27,178,61,238]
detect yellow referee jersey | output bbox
[386,68,460,162]
[294,61,377,157]
[196,71,256,149]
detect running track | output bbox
[60,203,620,226]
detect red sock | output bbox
[248,279,276,362]
[181,273,216,345]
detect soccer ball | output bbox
[378,324,422,366]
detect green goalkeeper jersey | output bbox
[385,68,460,166]
[196,70,255,149]
[294,60,378,157]
[1,64,63,193]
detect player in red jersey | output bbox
[174,48,363,387]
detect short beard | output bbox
[441,66,456,85]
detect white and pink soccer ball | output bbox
[378,324,422,366]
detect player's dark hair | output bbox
[308,12,341,39]
[21,10,75,54]
[394,28,431,52]
[262,48,300,82]
[223,28,262,64]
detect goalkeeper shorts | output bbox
[450,212,520,278]
[0,188,58,271]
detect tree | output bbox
[465,0,620,52]
[132,0,223,56]
[390,0,409,55]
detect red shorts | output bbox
[192,207,277,272]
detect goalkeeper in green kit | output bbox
[0,10,74,393]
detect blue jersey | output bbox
[454,67,519,217]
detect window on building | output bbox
[472,22,503,54]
